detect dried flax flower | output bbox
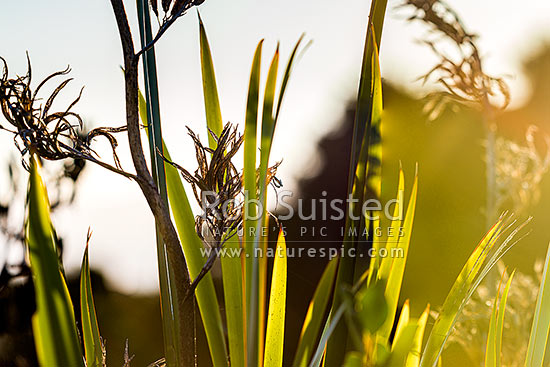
[0,55,132,178]
[402,0,510,120]
[162,122,280,292]
[161,123,244,292]
[150,0,204,20]
[163,123,244,246]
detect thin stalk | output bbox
[482,95,499,299]
[483,101,497,230]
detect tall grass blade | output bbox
[263,229,287,367]
[366,116,382,200]
[379,173,418,342]
[309,304,348,367]
[348,0,388,172]
[367,217,382,286]
[485,270,513,367]
[26,155,83,367]
[393,300,410,351]
[486,278,499,367]
[495,272,513,367]
[486,270,504,367]
[274,35,306,121]
[221,229,245,367]
[385,324,418,367]
[257,49,279,178]
[80,236,103,367]
[372,167,404,287]
[198,13,223,149]
[248,47,279,367]
[243,40,264,316]
[248,38,304,367]
[525,243,550,366]
[377,167,405,282]
[406,305,430,367]
[294,258,339,367]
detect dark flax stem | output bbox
[109,1,195,365]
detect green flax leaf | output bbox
[80,236,103,367]
[221,229,246,367]
[525,243,550,366]
[263,230,288,367]
[198,13,223,149]
[294,258,339,367]
[26,155,83,367]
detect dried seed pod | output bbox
[162,0,173,14]
[170,0,205,17]
[150,0,158,17]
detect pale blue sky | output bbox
[1,0,549,292]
